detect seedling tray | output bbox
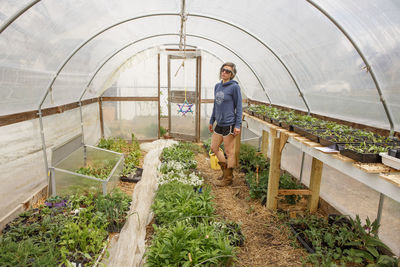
[340,149,381,163]
[263,115,272,123]
[293,126,319,142]
[270,118,281,127]
[280,121,293,131]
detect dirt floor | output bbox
[195,152,309,267]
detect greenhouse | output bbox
[0,0,400,266]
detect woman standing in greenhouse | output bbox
[209,62,242,186]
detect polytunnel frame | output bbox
[1,3,397,205]
[2,0,395,134]
[305,0,395,137]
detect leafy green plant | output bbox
[152,181,214,226]
[161,142,197,169]
[239,143,268,173]
[95,188,131,232]
[75,163,115,180]
[0,238,60,267]
[97,134,142,176]
[159,126,167,137]
[288,214,398,266]
[46,195,63,203]
[145,221,236,267]
[344,142,395,154]
[245,170,303,205]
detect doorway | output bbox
[164,51,201,142]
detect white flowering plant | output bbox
[158,161,203,187]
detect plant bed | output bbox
[0,188,130,266]
[287,214,399,266]
[120,167,143,183]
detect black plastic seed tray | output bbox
[340,149,381,163]
[280,121,293,131]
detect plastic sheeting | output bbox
[0,102,100,221]
[105,139,177,267]
[1,0,400,131]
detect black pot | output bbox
[120,167,143,183]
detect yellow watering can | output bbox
[209,148,223,170]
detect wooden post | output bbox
[234,126,242,167]
[308,157,323,213]
[99,98,104,138]
[261,130,269,158]
[266,137,281,210]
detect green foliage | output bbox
[97,134,142,176]
[161,142,197,169]
[0,238,60,267]
[46,195,64,203]
[344,142,395,154]
[152,181,214,226]
[0,188,131,266]
[145,143,242,266]
[239,143,268,173]
[145,221,236,267]
[245,170,303,205]
[288,214,398,266]
[159,126,167,136]
[75,161,115,180]
[95,188,131,232]
[247,104,396,145]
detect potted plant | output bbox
[45,195,67,207]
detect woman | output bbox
[209,62,242,186]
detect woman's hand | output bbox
[234,127,241,136]
[209,124,214,133]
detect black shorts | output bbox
[214,124,235,137]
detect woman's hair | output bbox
[220,62,237,80]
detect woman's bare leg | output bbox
[210,132,226,163]
[223,134,236,168]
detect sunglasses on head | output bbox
[221,68,232,74]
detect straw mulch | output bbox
[195,152,309,267]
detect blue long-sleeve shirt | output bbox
[209,80,242,129]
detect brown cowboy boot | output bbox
[217,162,227,180]
[215,167,234,186]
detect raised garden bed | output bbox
[0,188,130,266]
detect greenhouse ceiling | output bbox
[1,0,400,133]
